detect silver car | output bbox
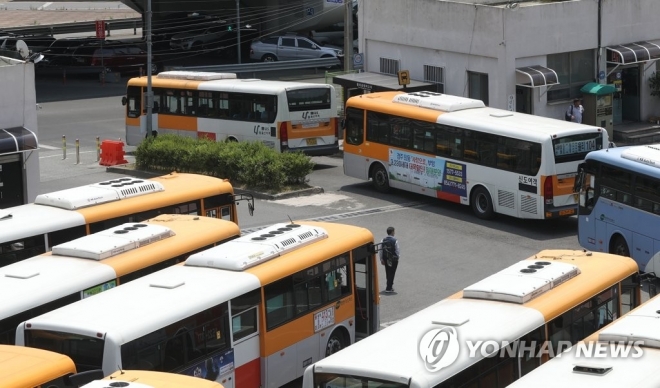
[250,34,343,62]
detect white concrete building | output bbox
[356,0,660,131]
[0,56,40,207]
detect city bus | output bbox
[0,214,240,345]
[0,344,76,388]
[506,290,660,387]
[575,144,660,274]
[301,249,642,388]
[16,221,380,388]
[0,172,253,267]
[342,91,611,219]
[77,370,224,388]
[123,71,340,156]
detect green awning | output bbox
[580,82,616,95]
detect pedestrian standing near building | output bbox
[566,98,584,123]
[380,226,400,293]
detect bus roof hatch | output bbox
[598,296,660,348]
[52,222,175,261]
[34,177,165,210]
[184,222,328,271]
[463,259,580,304]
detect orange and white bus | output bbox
[0,214,240,345]
[343,91,612,219]
[0,172,252,267]
[77,369,224,388]
[123,71,340,156]
[0,344,76,388]
[17,221,380,388]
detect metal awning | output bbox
[0,126,38,155]
[515,65,559,88]
[606,41,660,65]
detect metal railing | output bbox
[167,57,342,78]
[1,19,142,38]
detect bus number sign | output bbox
[314,306,335,332]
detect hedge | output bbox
[134,135,315,191]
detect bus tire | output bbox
[610,235,630,257]
[371,164,391,193]
[325,329,347,357]
[471,186,495,220]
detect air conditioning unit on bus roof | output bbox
[185,222,328,271]
[621,144,660,169]
[462,259,580,304]
[34,177,165,210]
[52,222,175,261]
[392,92,485,112]
[156,71,237,81]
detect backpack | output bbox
[382,237,399,265]
[565,105,573,121]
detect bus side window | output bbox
[345,107,364,146]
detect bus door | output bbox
[352,244,379,340]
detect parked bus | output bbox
[77,370,224,388]
[123,71,340,156]
[575,144,660,273]
[301,249,642,388]
[0,344,76,388]
[16,221,380,388]
[506,291,660,387]
[343,91,611,219]
[0,172,253,267]
[0,214,240,345]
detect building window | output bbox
[424,65,445,93]
[467,71,489,105]
[379,58,399,75]
[547,50,594,102]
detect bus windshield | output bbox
[26,330,104,372]
[552,132,604,163]
[314,373,408,388]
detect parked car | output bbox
[71,42,157,73]
[249,34,342,62]
[169,22,228,51]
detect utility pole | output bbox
[236,0,242,64]
[343,0,353,71]
[145,0,153,137]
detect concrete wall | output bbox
[359,0,660,121]
[0,60,40,203]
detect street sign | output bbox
[599,70,605,80]
[397,70,410,86]
[95,20,106,39]
[353,52,363,69]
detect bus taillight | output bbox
[544,176,554,205]
[280,122,288,151]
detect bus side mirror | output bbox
[367,243,376,254]
[121,96,127,106]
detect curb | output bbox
[105,164,324,200]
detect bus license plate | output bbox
[306,138,317,146]
[559,209,575,216]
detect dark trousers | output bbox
[385,260,398,290]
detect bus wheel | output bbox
[610,235,630,257]
[372,164,391,193]
[325,330,346,357]
[471,186,494,220]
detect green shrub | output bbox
[135,135,315,190]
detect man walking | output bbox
[566,98,584,123]
[380,226,400,293]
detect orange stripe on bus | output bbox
[126,116,140,126]
[158,115,197,131]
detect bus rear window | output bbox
[286,88,331,112]
[25,330,104,372]
[552,132,603,163]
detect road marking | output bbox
[240,201,427,234]
[37,2,52,10]
[39,145,59,150]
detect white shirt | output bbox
[567,103,584,124]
